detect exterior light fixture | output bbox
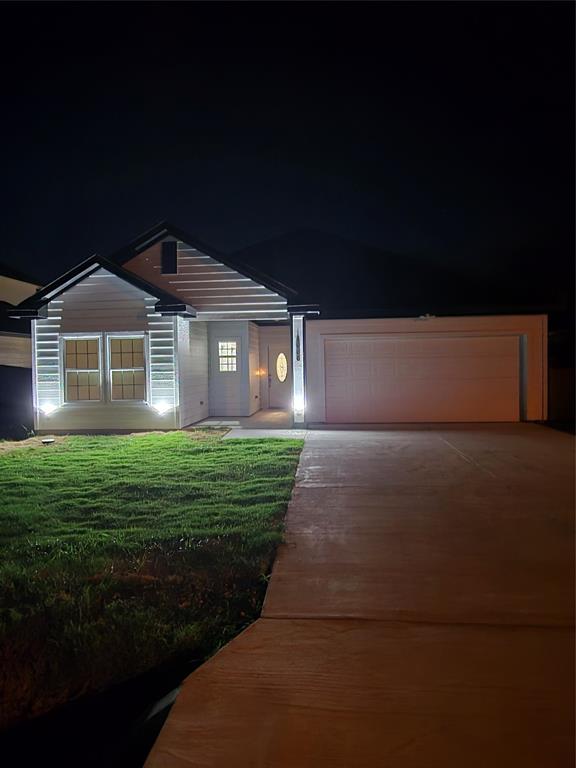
[293,394,305,414]
[153,401,172,415]
[40,403,58,415]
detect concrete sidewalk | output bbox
[146,424,574,767]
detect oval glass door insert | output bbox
[276,352,288,382]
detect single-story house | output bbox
[7,222,547,432]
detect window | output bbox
[218,341,237,372]
[64,338,101,401]
[276,352,288,382]
[109,337,146,400]
[161,241,178,274]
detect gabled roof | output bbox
[109,221,298,299]
[7,254,196,319]
[0,261,42,286]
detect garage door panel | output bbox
[396,355,518,380]
[324,335,520,423]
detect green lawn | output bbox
[0,431,303,729]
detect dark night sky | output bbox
[0,1,573,318]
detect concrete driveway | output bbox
[146,424,574,767]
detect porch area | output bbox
[194,408,306,438]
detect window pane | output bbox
[108,337,146,400]
[64,338,101,402]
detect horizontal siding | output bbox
[0,334,31,368]
[123,239,289,321]
[34,268,179,432]
[177,318,209,427]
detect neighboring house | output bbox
[7,222,547,432]
[0,263,40,368]
[0,264,41,436]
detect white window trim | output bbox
[217,338,240,374]
[60,334,104,404]
[106,333,148,403]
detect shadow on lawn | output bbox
[0,651,201,767]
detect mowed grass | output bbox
[0,431,303,729]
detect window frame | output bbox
[217,338,240,374]
[106,333,148,403]
[61,334,103,404]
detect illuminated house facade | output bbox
[8,222,548,432]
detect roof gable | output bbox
[110,221,297,299]
[7,254,195,319]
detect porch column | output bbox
[291,313,306,425]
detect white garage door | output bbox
[324,335,520,423]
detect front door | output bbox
[267,343,291,409]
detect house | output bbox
[0,264,41,436]
[7,222,548,433]
[0,263,40,368]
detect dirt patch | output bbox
[0,435,68,455]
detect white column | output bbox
[291,314,305,425]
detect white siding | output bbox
[34,268,179,432]
[123,238,289,321]
[177,318,209,427]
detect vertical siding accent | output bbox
[147,300,178,413]
[34,300,64,420]
[177,318,209,427]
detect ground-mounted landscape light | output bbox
[153,401,172,415]
[40,403,59,416]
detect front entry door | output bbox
[267,343,291,409]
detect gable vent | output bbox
[161,241,178,274]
